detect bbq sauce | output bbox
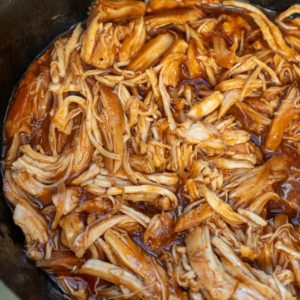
[268,150,300,224]
[5,49,52,152]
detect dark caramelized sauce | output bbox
[5,49,52,146]
[230,99,300,225]
[250,133,262,148]
[176,186,189,215]
[129,227,186,269]
[229,103,266,135]
[267,200,299,225]
[160,231,186,253]
[130,231,159,258]
[35,189,54,207]
[29,114,52,152]
[179,77,211,94]
[37,250,83,271]
[128,201,161,217]
[270,159,300,224]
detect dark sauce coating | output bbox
[6,49,52,148]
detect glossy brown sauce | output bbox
[270,159,300,225]
[231,101,300,223]
[6,49,52,146]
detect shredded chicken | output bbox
[3,0,300,299]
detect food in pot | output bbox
[3,0,300,299]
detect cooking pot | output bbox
[0,0,298,299]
